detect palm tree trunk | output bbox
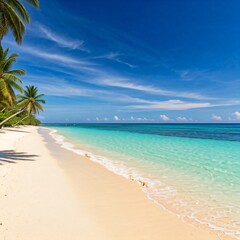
[13,115,28,127]
[0,109,25,128]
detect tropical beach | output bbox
[0,0,240,239]
[0,125,229,240]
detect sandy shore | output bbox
[0,126,224,240]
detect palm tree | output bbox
[12,114,28,126]
[0,85,45,127]
[0,46,25,105]
[0,0,39,45]
[18,85,45,114]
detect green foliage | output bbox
[17,85,45,114]
[0,110,41,127]
[0,46,25,105]
[0,85,45,127]
[0,0,44,129]
[0,0,40,44]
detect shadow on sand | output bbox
[0,150,38,164]
[1,128,31,133]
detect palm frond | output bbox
[3,73,23,83]
[0,48,24,105]
[7,69,25,75]
[0,78,10,100]
[6,79,24,93]
[16,85,45,115]
[0,0,39,44]
[3,2,26,44]
[35,102,44,112]
[23,0,39,8]
[35,93,45,99]
[8,0,30,23]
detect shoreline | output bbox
[0,126,229,239]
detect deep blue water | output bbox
[44,123,240,141]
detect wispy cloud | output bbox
[24,47,81,64]
[36,24,89,52]
[24,76,109,97]
[127,99,225,111]
[25,65,220,104]
[26,74,240,112]
[92,76,215,100]
[61,13,157,61]
[126,98,240,111]
[90,52,134,68]
[24,76,152,103]
[21,58,218,103]
[176,69,210,81]
[6,42,85,65]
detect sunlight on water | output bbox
[45,124,240,239]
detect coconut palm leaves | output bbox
[17,85,45,115]
[0,98,9,111]
[0,46,24,105]
[0,0,39,44]
[0,85,45,127]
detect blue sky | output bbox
[3,0,240,122]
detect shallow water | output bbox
[45,123,240,239]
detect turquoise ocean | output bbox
[45,124,240,239]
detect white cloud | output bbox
[176,116,192,121]
[212,114,222,121]
[25,75,239,113]
[26,76,122,99]
[5,39,239,115]
[128,99,215,110]
[160,114,170,121]
[96,117,99,121]
[177,69,209,81]
[20,46,82,64]
[136,117,148,121]
[5,40,93,66]
[38,25,88,51]
[126,98,240,111]
[92,52,134,68]
[29,78,96,97]
[114,116,120,121]
[233,111,240,120]
[128,116,150,121]
[96,77,215,100]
